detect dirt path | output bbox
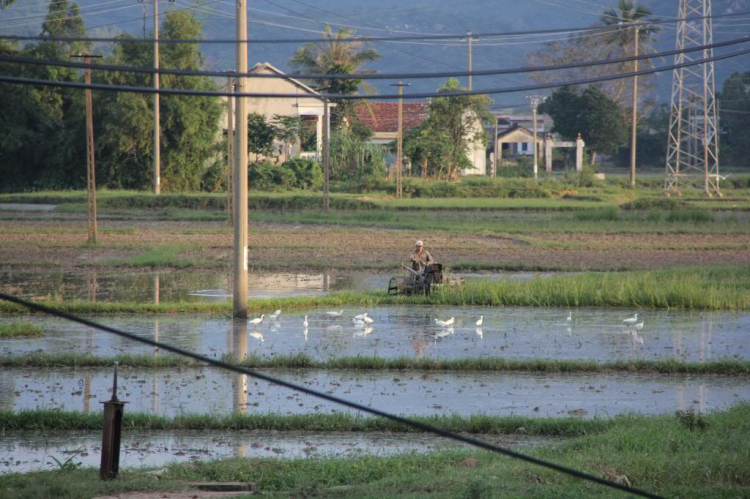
[1,219,748,271]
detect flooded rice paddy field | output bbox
[0,430,550,475]
[2,306,746,363]
[2,366,746,418]
[0,268,556,302]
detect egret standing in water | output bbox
[327,310,343,317]
[269,309,281,321]
[248,315,264,327]
[623,313,639,325]
[566,311,572,323]
[476,316,483,327]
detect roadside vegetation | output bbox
[1,404,748,498]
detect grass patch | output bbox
[3,352,748,375]
[101,244,208,268]
[0,321,43,338]
[1,404,748,498]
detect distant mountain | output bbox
[2,0,748,105]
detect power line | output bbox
[0,291,663,499]
[2,44,748,100]
[2,35,747,81]
[1,10,748,45]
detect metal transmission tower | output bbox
[665,0,721,197]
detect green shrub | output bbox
[665,209,714,223]
[621,197,687,211]
[283,158,323,190]
[573,207,619,221]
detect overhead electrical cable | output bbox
[1,44,748,100]
[1,10,748,45]
[2,34,746,81]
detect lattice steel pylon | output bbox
[665,0,721,197]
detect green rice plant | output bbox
[0,321,43,338]
[572,207,620,222]
[665,209,714,223]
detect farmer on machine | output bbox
[410,240,434,272]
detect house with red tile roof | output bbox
[354,102,487,175]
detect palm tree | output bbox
[598,0,660,103]
[289,24,381,128]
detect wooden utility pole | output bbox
[390,82,409,198]
[322,96,330,212]
[233,0,249,318]
[467,30,473,91]
[526,95,545,180]
[630,25,640,188]
[72,54,101,244]
[153,0,161,194]
[226,74,235,225]
[493,116,499,177]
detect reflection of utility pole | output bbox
[233,0,249,318]
[226,73,235,225]
[390,82,410,199]
[630,24,640,188]
[71,53,102,244]
[526,95,545,179]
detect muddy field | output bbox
[2,219,749,271]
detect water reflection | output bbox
[2,307,748,364]
[0,269,566,303]
[3,367,743,418]
[232,319,248,458]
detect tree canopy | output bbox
[719,71,750,167]
[540,86,628,164]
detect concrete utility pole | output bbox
[233,0,249,318]
[153,0,161,194]
[72,54,102,244]
[493,116,499,177]
[390,82,410,198]
[630,25,640,188]
[465,30,477,91]
[322,96,330,212]
[526,95,545,180]
[226,73,234,225]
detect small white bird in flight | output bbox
[434,318,454,328]
[566,311,572,322]
[248,314,264,326]
[623,313,639,325]
[476,316,483,327]
[635,322,644,330]
[249,331,264,342]
[269,309,281,321]
[303,315,309,328]
[327,310,343,317]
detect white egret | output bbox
[363,316,374,324]
[353,313,368,321]
[434,318,454,327]
[566,311,572,322]
[249,331,264,342]
[248,314,264,327]
[623,313,638,325]
[476,316,484,327]
[269,309,281,321]
[635,322,644,330]
[327,310,343,317]
[303,315,309,329]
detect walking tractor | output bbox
[387,263,463,296]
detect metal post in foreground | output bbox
[233,0,249,318]
[100,362,126,480]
